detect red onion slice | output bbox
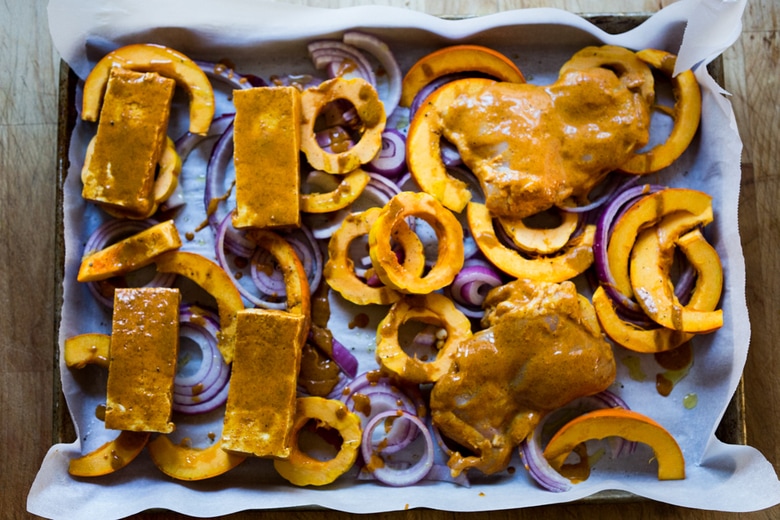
[449,259,503,307]
[361,410,434,486]
[305,207,352,240]
[172,304,230,415]
[173,323,219,392]
[366,128,407,179]
[519,432,574,493]
[308,40,376,85]
[343,31,402,116]
[330,335,359,379]
[174,113,235,163]
[348,390,418,455]
[172,381,230,416]
[216,211,322,308]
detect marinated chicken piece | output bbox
[441,61,651,219]
[430,279,616,476]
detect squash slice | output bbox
[544,408,685,482]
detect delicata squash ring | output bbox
[82,43,215,135]
[274,397,362,486]
[619,49,702,175]
[324,207,425,306]
[496,201,579,256]
[300,77,386,174]
[369,191,464,294]
[376,292,472,384]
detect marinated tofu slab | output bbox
[105,287,181,433]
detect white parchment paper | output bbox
[29,0,780,517]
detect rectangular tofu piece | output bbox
[105,287,180,433]
[232,86,301,230]
[82,68,175,217]
[221,308,306,458]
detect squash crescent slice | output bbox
[630,226,723,333]
[607,188,713,299]
[155,251,244,364]
[400,44,525,107]
[543,408,685,481]
[82,43,215,135]
[244,229,312,320]
[619,49,702,174]
[64,333,111,369]
[147,436,246,481]
[300,168,370,213]
[467,202,595,283]
[69,431,151,477]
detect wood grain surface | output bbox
[2,0,778,518]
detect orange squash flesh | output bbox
[64,333,111,369]
[273,396,362,486]
[155,251,245,364]
[82,43,215,135]
[467,202,595,283]
[300,168,370,213]
[69,431,151,477]
[630,226,723,333]
[78,219,182,282]
[324,207,425,306]
[607,188,713,299]
[496,203,579,255]
[592,287,693,353]
[375,292,472,384]
[147,436,246,481]
[300,77,386,174]
[543,408,685,481]
[619,49,702,175]
[368,191,464,294]
[406,78,495,213]
[400,44,525,107]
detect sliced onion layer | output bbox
[173,304,230,415]
[361,410,434,486]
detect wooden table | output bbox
[2,0,777,518]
